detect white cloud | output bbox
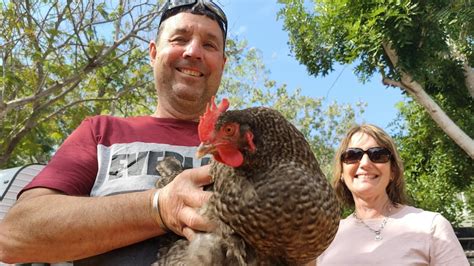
[234,25,247,36]
[271,51,278,60]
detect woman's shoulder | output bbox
[394,205,449,229]
[397,205,437,217]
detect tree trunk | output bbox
[382,43,474,159]
[463,63,474,98]
[400,75,474,158]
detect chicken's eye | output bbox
[223,124,236,136]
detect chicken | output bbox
[154,97,340,265]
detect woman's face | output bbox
[341,132,392,201]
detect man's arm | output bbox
[0,188,160,263]
[0,165,213,264]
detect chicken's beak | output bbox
[196,142,216,158]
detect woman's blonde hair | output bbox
[332,124,407,207]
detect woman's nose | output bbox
[359,153,372,166]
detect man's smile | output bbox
[178,67,203,77]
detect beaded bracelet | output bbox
[151,189,169,231]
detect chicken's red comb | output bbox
[198,96,230,141]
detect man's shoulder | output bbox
[85,115,198,127]
[83,115,164,132]
[81,115,200,147]
[84,114,150,124]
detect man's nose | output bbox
[183,39,203,59]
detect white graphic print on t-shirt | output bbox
[91,142,210,196]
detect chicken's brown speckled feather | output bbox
[154,107,340,265]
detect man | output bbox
[0,0,227,264]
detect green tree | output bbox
[0,1,364,181]
[220,38,365,176]
[392,94,473,225]
[0,0,160,167]
[278,0,473,223]
[277,0,474,158]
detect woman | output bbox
[316,124,468,265]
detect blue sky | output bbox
[220,0,406,132]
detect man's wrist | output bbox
[150,189,169,232]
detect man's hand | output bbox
[158,164,215,240]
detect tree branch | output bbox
[381,41,474,159]
[462,62,474,98]
[0,0,160,165]
[40,97,118,124]
[446,36,474,98]
[382,78,403,88]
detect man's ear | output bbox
[149,41,157,66]
[221,55,227,71]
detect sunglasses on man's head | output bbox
[159,0,228,35]
[341,147,392,164]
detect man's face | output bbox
[149,12,226,119]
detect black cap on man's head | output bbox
[158,0,228,42]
